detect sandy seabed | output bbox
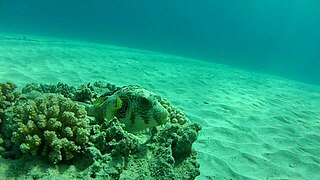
[0,33,320,179]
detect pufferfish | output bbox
[87,85,169,132]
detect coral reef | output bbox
[0,82,201,179]
[74,81,120,103]
[9,94,90,164]
[21,81,120,103]
[74,84,94,103]
[83,117,201,179]
[160,98,189,125]
[0,82,20,120]
[89,117,140,157]
[0,82,20,152]
[22,82,76,99]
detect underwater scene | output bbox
[0,1,320,179]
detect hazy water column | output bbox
[0,0,319,84]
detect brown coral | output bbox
[10,94,90,164]
[0,82,20,119]
[0,82,20,147]
[84,117,201,179]
[0,82,201,179]
[21,82,76,99]
[160,98,189,125]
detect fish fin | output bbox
[115,96,123,109]
[93,96,107,106]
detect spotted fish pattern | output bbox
[101,85,169,132]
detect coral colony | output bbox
[0,82,201,179]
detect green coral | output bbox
[0,82,20,120]
[21,81,119,104]
[160,98,190,125]
[10,94,90,164]
[84,117,201,179]
[22,82,76,99]
[0,82,20,149]
[90,117,140,157]
[74,84,94,103]
[0,82,201,179]
[74,81,120,103]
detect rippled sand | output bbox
[1,33,320,179]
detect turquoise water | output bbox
[1,2,320,179]
[1,1,320,84]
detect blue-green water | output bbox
[1,0,320,84]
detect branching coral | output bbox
[74,81,120,103]
[10,94,90,164]
[22,82,76,99]
[21,81,120,104]
[74,84,94,103]
[0,82,20,148]
[0,82,20,120]
[0,82,201,179]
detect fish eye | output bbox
[139,97,152,109]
